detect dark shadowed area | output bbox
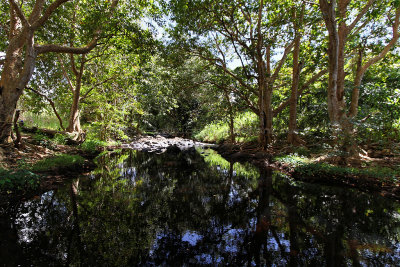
[1,148,399,266]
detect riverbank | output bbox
[2,133,399,200]
[215,142,400,200]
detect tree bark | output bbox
[13,110,23,148]
[66,55,85,134]
[222,88,235,143]
[288,6,305,146]
[320,0,340,128]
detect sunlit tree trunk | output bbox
[319,0,399,157]
[288,6,305,146]
[0,4,37,145]
[66,56,85,134]
[0,0,119,146]
[222,88,235,143]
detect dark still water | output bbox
[1,148,400,266]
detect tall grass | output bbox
[22,111,64,130]
[195,111,259,143]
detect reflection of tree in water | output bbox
[1,149,400,266]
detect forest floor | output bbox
[0,134,96,169]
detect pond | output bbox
[1,148,400,266]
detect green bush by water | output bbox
[195,112,258,143]
[274,154,310,167]
[0,169,41,193]
[80,139,108,153]
[295,163,399,182]
[274,154,399,182]
[31,154,85,172]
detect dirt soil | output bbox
[1,135,85,169]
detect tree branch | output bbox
[31,0,70,30]
[347,0,376,32]
[273,69,327,117]
[359,7,400,73]
[348,6,400,117]
[28,0,45,24]
[35,37,98,54]
[270,40,295,84]
[9,0,30,28]
[25,87,65,130]
[196,52,257,95]
[57,54,75,93]
[81,76,116,100]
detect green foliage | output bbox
[22,112,63,130]
[274,154,310,168]
[80,139,108,153]
[33,133,54,148]
[195,121,229,143]
[195,111,258,143]
[31,154,85,172]
[53,133,67,145]
[0,169,41,193]
[295,163,399,182]
[356,62,400,144]
[32,132,66,148]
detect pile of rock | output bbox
[123,135,216,153]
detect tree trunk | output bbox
[13,110,23,148]
[229,112,235,144]
[223,88,235,143]
[287,8,305,146]
[320,0,340,129]
[66,90,81,133]
[66,55,85,135]
[259,86,273,149]
[0,12,36,145]
[0,91,20,145]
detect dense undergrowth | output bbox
[274,154,400,183]
[0,169,41,193]
[195,112,259,143]
[31,154,85,172]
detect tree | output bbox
[318,0,400,155]
[0,0,119,145]
[168,0,328,149]
[168,0,299,148]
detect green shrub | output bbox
[295,163,399,182]
[22,112,63,130]
[0,169,41,192]
[31,154,85,172]
[195,111,258,143]
[53,133,66,145]
[33,132,67,148]
[274,154,310,168]
[33,132,56,149]
[33,133,49,143]
[80,139,108,153]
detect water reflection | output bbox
[0,148,400,266]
